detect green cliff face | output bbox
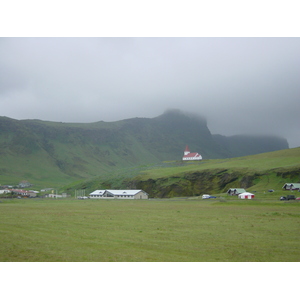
[120,167,299,198]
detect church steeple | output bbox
[184,145,190,155]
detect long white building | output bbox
[89,189,148,199]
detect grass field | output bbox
[1,197,299,262]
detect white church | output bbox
[182,145,202,161]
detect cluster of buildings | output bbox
[0,182,69,198]
[0,181,38,198]
[226,183,300,199]
[0,187,70,198]
[0,188,39,198]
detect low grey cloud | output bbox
[0,37,299,147]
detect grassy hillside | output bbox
[128,148,300,197]
[0,110,289,189]
[138,147,300,179]
[64,147,300,198]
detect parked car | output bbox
[280,195,296,200]
[202,194,216,199]
[268,189,274,192]
[296,197,300,200]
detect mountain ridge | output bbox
[0,110,289,186]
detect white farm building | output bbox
[282,183,300,191]
[182,145,202,161]
[89,189,148,199]
[238,192,255,199]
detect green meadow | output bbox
[138,147,300,179]
[1,198,299,262]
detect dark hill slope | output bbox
[117,110,229,160]
[0,110,289,186]
[213,134,289,157]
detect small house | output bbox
[28,191,38,197]
[227,188,247,196]
[46,193,63,198]
[0,189,10,194]
[238,192,255,199]
[282,183,300,191]
[18,181,31,188]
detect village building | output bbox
[89,189,148,199]
[182,145,202,161]
[282,183,300,191]
[227,188,247,196]
[46,193,67,198]
[238,192,255,199]
[0,189,10,194]
[18,181,32,188]
[9,189,37,197]
[41,188,54,192]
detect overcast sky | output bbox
[0,37,299,147]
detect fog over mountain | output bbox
[0,38,299,147]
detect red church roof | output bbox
[183,152,201,158]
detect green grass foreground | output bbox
[1,198,299,262]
